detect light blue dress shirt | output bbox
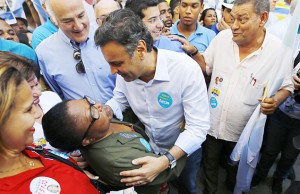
[32,18,58,50]
[36,24,116,102]
[0,38,38,64]
[153,35,185,53]
[106,48,210,155]
[170,21,216,52]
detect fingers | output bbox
[83,170,99,180]
[292,75,300,89]
[260,97,277,115]
[121,176,147,186]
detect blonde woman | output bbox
[0,63,99,193]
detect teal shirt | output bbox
[0,38,38,64]
[31,18,58,50]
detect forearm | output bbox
[191,52,208,76]
[273,89,291,107]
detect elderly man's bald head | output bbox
[94,0,121,26]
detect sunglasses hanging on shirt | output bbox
[71,41,86,74]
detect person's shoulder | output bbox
[196,23,216,37]
[157,36,185,52]
[170,21,179,33]
[158,48,199,70]
[35,33,58,53]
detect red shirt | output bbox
[0,149,99,194]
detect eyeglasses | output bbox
[81,95,100,141]
[73,49,86,73]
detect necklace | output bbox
[0,154,35,173]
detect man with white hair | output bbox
[36,0,115,102]
[31,0,96,49]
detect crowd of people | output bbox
[0,0,299,194]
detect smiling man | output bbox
[35,0,116,102]
[193,0,294,193]
[125,0,186,53]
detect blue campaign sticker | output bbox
[157,92,173,108]
[49,150,69,160]
[119,133,137,139]
[139,138,152,152]
[210,97,218,108]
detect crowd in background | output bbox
[0,0,299,194]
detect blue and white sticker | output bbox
[119,133,137,138]
[210,97,218,108]
[158,92,173,108]
[139,138,152,152]
[49,150,69,160]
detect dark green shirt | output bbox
[81,121,186,193]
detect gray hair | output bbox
[94,9,153,56]
[234,0,270,15]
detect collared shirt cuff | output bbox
[106,99,123,121]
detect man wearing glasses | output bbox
[125,0,186,53]
[36,0,116,102]
[43,96,187,194]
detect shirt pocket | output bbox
[242,82,265,106]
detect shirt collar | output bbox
[172,20,204,36]
[153,48,170,82]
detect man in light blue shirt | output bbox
[36,0,115,102]
[170,0,216,53]
[0,38,38,64]
[95,9,210,194]
[125,0,186,53]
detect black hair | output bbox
[94,9,153,56]
[17,30,32,48]
[170,0,180,18]
[125,0,159,19]
[199,8,218,27]
[42,100,83,152]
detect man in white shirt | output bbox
[194,0,293,193]
[95,9,210,194]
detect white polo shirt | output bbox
[107,48,210,155]
[203,29,293,142]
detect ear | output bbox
[259,11,268,27]
[136,40,147,61]
[81,137,96,146]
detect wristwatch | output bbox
[164,151,176,169]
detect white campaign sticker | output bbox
[30,176,61,194]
